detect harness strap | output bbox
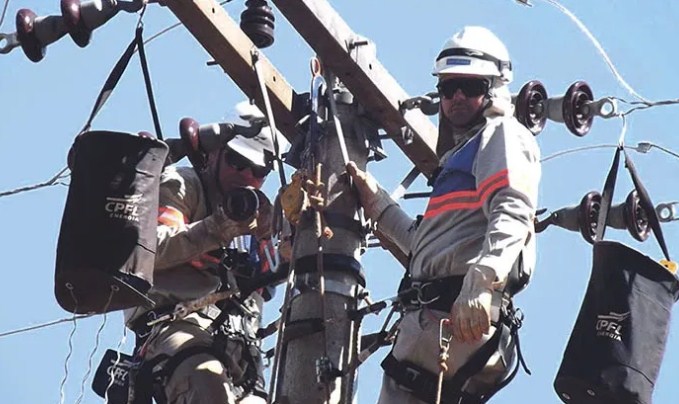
[381,304,529,404]
[138,343,257,400]
[156,345,223,383]
[129,353,170,404]
[444,321,506,396]
[130,305,176,346]
[382,353,478,404]
[381,325,503,404]
[130,345,229,404]
[481,321,530,403]
[79,25,162,139]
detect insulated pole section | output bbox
[274,80,370,404]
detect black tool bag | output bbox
[55,25,167,314]
[554,147,679,404]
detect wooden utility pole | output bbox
[162,0,439,175]
[162,0,303,142]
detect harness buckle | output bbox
[412,281,441,305]
[502,303,524,330]
[403,366,421,386]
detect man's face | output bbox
[438,73,489,129]
[213,148,269,191]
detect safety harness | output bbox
[123,247,269,404]
[381,259,531,403]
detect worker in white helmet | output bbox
[121,105,287,404]
[346,26,542,403]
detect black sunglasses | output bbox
[224,149,271,179]
[437,78,489,99]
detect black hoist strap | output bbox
[80,25,163,140]
[596,146,671,260]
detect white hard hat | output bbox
[432,26,513,84]
[227,102,289,168]
[227,130,274,168]
[235,100,266,123]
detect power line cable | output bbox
[0,0,10,29]
[0,167,70,198]
[539,0,651,104]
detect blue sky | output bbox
[2,0,679,403]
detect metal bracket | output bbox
[399,92,440,116]
[315,356,342,385]
[0,32,20,55]
[390,166,421,200]
[657,202,679,222]
[399,125,415,145]
[585,97,619,119]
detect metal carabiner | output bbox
[438,318,453,351]
[0,32,21,55]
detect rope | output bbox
[268,228,303,402]
[252,49,287,187]
[315,165,331,404]
[58,284,80,404]
[104,327,128,403]
[435,319,452,404]
[74,286,117,404]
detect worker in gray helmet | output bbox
[123,116,285,404]
[346,26,541,403]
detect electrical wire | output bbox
[616,97,679,117]
[541,141,679,163]
[539,0,652,104]
[0,0,9,29]
[0,313,92,338]
[137,0,233,49]
[0,167,70,198]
